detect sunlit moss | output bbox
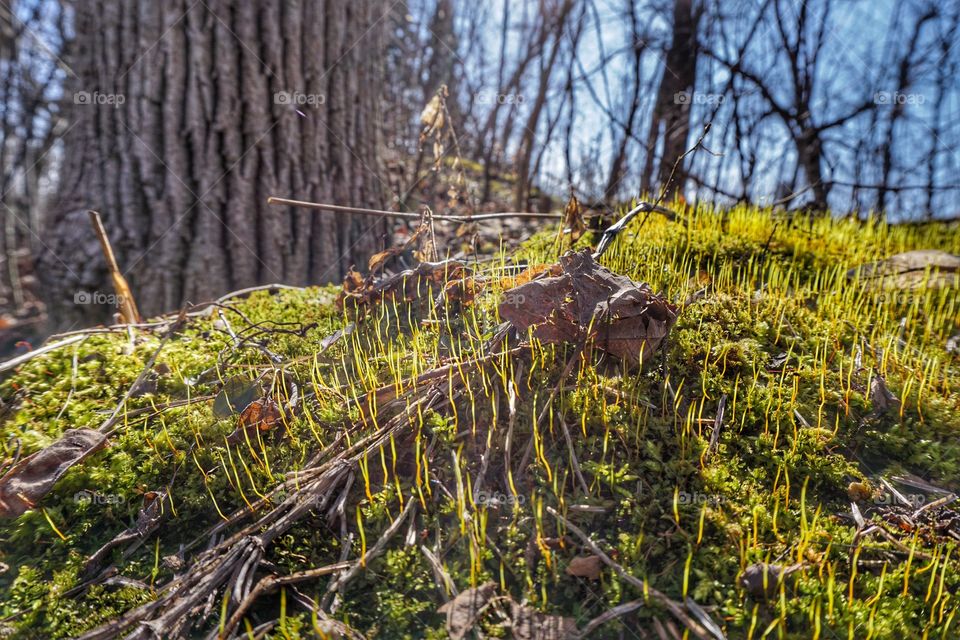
[0,202,958,638]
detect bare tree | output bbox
[513,0,576,210]
[0,1,68,315]
[643,0,701,199]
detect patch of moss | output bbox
[0,203,958,638]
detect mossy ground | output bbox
[0,203,958,639]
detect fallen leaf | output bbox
[565,555,603,580]
[870,375,900,416]
[738,562,803,598]
[227,397,283,445]
[437,581,497,640]
[368,222,429,273]
[498,250,678,365]
[0,429,107,518]
[338,259,471,318]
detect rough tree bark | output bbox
[40,0,388,328]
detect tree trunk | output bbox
[646,0,699,199]
[40,0,388,328]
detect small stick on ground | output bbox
[560,416,590,495]
[221,561,351,638]
[704,394,727,462]
[577,599,645,638]
[88,210,141,324]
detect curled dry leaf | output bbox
[437,581,497,640]
[227,396,283,445]
[337,260,473,318]
[0,428,107,518]
[498,249,678,365]
[560,194,586,242]
[565,554,604,580]
[367,222,430,274]
[419,92,445,140]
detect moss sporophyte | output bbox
[0,201,958,639]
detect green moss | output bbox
[0,203,958,638]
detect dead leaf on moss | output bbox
[0,429,107,518]
[212,376,263,418]
[565,555,603,580]
[437,581,497,640]
[368,222,430,274]
[337,260,473,318]
[869,375,900,416]
[498,249,678,365]
[227,397,283,445]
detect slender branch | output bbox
[267,197,562,222]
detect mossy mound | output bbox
[0,203,958,639]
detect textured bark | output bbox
[40,0,387,328]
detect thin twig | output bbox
[267,197,562,222]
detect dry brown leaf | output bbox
[498,250,678,365]
[565,555,603,580]
[368,222,429,273]
[437,581,497,640]
[419,93,444,136]
[227,397,283,445]
[0,429,107,518]
[560,195,586,242]
[338,259,472,318]
[869,375,900,416]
